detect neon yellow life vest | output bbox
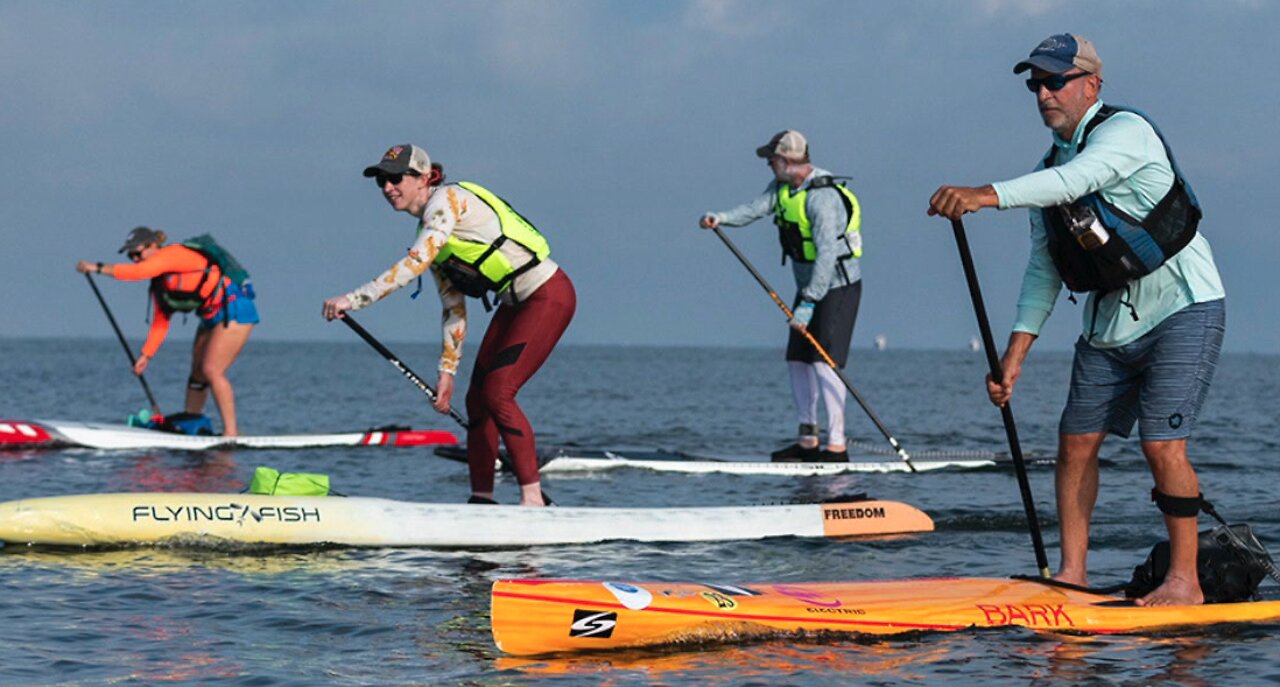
[773,176,862,263]
[432,182,551,301]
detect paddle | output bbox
[339,313,553,504]
[340,313,468,429]
[710,227,916,472]
[84,273,162,416]
[947,218,1051,578]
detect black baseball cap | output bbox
[118,226,162,254]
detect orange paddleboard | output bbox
[492,577,1280,656]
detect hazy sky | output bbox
[3,0,1277,355]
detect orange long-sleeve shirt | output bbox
[112,245,227,357]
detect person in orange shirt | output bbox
[76,227,258,436]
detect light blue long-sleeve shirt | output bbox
[708,166,860,301]
[992,100,1224,348]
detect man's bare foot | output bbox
[1052,568,1088,587]
[1135,574,1203,607]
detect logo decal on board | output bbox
[774,584,842,608]
[603,582,653,610]
[569,609,617,638]
[703,583,762,596]
[700,591,738,610]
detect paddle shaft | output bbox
[711,227,915,471]
[84,273,162,415]
[340,314,468,429]
[340,313,555,504]
[949,218,1051,577]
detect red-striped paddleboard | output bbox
[491,576,1280,655]
[0,419,457,451]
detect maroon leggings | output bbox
[467,269,576,492]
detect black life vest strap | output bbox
[447,234,544,310]
[147,249,220,321]
[459,185,547,305]
[816,176,858,266]
[1076,105,1118,154]
[482,235,545,304]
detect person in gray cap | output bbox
[322,144,575,507]
[75,226,259,436]
[928,34,1225,606]
[700,130,865,463]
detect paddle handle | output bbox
[84,273,162,415]
[711,227,914,470]
[340,314,469,429]
[949,218,1051,578]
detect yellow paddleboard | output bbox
[0,493,931,548]
[491,577,1280,656]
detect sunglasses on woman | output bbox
[1025,71,1090,93]
[374,171,420,187]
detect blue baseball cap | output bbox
[1013,34,1103,79]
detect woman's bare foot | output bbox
[519,483,549,507]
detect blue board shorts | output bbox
[200,282,260,329]
[1059,298,1225,441]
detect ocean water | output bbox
[1,337,1278,686]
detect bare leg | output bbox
[185,328,213,415]
[1136,438,1204,607]
[196,321,253,437]
[1054,431,1105,586]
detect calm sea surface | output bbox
[1,338,1278,686]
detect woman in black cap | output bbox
[76,226,258,436]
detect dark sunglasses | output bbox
[374,171,419,187]
[127,250,144,260]
[1025,71,1090,93]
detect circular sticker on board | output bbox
[603,581,653,610]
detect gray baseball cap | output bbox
[118,226,162,254]
[755,130,809,161]
[362,144,432,177]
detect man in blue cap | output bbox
[928,34,1226,606]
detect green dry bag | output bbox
[249,466,330,496]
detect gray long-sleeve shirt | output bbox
[707,166,859,302]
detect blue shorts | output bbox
[200,282,260,329]
[1059,299,1225,441]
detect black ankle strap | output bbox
[1151,488,1204,518]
